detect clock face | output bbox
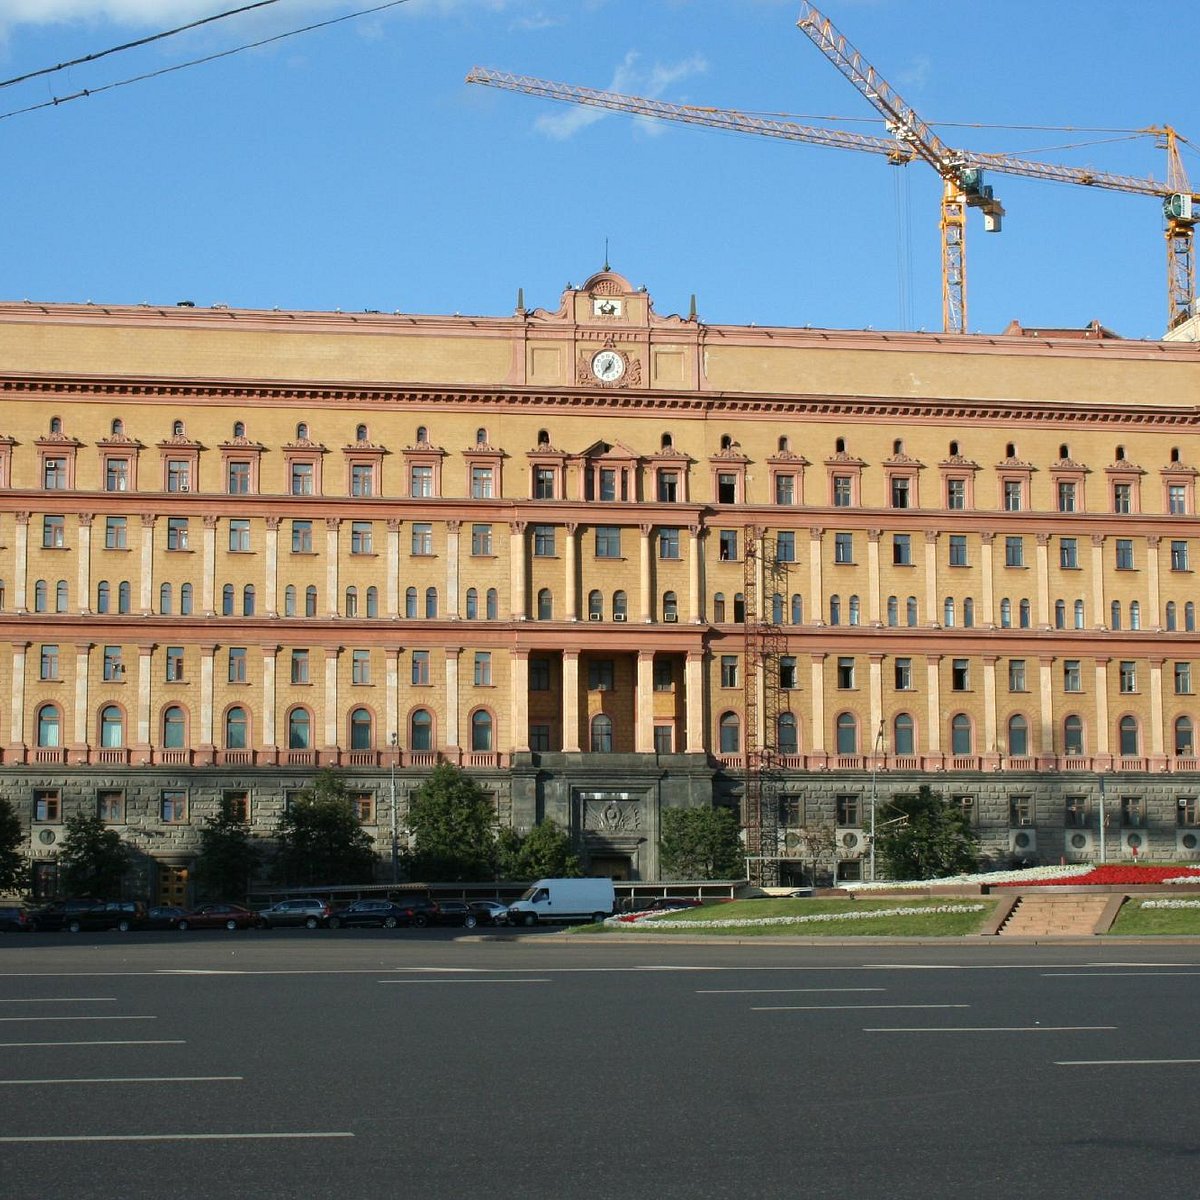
[591,350,625,383]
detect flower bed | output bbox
[987,865,1200,888]
[606,903,985,929]
[1139,898,1200,909]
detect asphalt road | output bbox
[1,928,1198,1199]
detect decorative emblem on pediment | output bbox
[283,438,327,452]
[882,452,925,469]
[584,800,641,833]
[824,451,866,467]
[1108,457,1145,474]
[220,435,266,451]
[158,433,201,449]
[768,450,810,466]
[996,455,1035,471]
[1052,457,1090,472]
[939,454,979,470]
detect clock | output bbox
[591,349,626,383]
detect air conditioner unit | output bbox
[588,612,603,622]
[1176,829,1200,856]
[1009,828,1037,854]
[31,826,65,850]
[836,828,867,856]
[612,612,627,622]
[1064,830,1095,859]
[663,613,678,623]
[178,484,189,492]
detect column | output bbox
[201,514,217,616]
[923,530,939,626]
[1149,657,1166,761]
[1146,536,1161,628]
[562,650,581,752]
[868,653,884,744]
[687,526,702,623]
[636,650,655,753]
[445,520,461,620]
[509,522,527,620]
[386,519,402,618]
[808,528,824,624]
[1091,535,1106,628]
[76,514,93,614]
[198,644,216,762]
[7,642,27,755]
[444,647,461,757]
[925,655,943,756]
[323,646,340,761]
[685,651,704,753]
[135,643,154,763]
[638,525,653,623]
[510,649,530,753]
[13,513,29,613]
[72,642,91,759]
[866,529,882,624]
[982,655,998,763]
[261,646,279,761]
[1035,533,1051,628]
[809,653,826,755]
[980,531,995,626]
[1094,657,1110,758]
[1038,655,1055,758]
[264,517,280,618]
[139,514,156,615]
[386,645,400,748]
[564,523,579,621]
[325,518,340,617]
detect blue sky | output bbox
[0,1,1195,339]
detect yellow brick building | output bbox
[4,269,1200,895]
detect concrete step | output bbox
[998,893,1112,937]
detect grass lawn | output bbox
[579,896,998,937]
[1108,900,1200,936]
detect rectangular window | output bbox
[1063,659,1082,692]
[836,794,860,827]
[1179,796,1200,827]
[598,468,618,501]
[1009,796,1033,827]
[103,646,124,681]
[533,525,556,557]
[34,790,61,822]
[952,658,969,691]
[717,473,737,504]
[1169,484,1188,515]
[653,470,677,503]
[588,660,615,691]
[161,791,188,824]
[349,792,375,824]
[1115,538,1134,570]
[350,463,374,498]
[1119,660,1137,693]
[1065,796,1088,828]
[166,517,189,551]
[775,531,795,563]
[350,521,373,554]
[1113,483,1132,514]
[411,650,430,685]
[529,657,551,691]
[352,649,371,685]
[104,516,127,550]
[1003,480,1023,512]
[1008,659,1027,692]
[658,528,680,560]
[470,466,494,499]
[1175,661,1192,695]
[39,644,59,681]
[228,647,247,684]
[223,791,250,822]
[529,724,551,752]
[471,524,493,556]
[653,725,674,754]
[534,467,556,500]
[97,790,125,824]
[892,534,911,566]
[474,652,492,686]
[837,657,855,689]
[832,475,852,507]
[779,656,797,690]
[105,458,129,492]
[1172,540,1190,571]
[291,520,313,554]
[894,658,912,690]
[228,519,250,553]
[165,647,185,682]
[43,515,65,549]
[596,527,622,559]
[654,660,674,692]
[1059,537,1078,569]
[720,655,738,688]
[954,795,975,825]
[948,535,968,567]
[291,649,310,685]
[890,477,910,509]
[1121,796,1144,827]
[291,461,314,496]
[1057,481,1076,512]
[774,474,795,505]
[1004,536,1024,568]
[410,465,433,498]
[227,461,250,494]
[946,478,966,510]
[43,457,67,489]
[780,795,806,827]
[411,523,433,556]
[166,460,191,493]
[834,532,854,564]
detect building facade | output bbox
[3,270,1200,897]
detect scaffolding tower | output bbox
[742,528,789,888]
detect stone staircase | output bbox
[997,892,1114,937]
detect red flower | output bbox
[991,865,1200,888]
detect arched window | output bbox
[296,422,309,440]
[949,440,959,455]
[835,436,846,453]
[951,713,972,756]
[1118,715,1139,757]
[1074,599,1084,629]
[49,416,62,435]
[591,713,614,753]
[1167,601,1178,631]
[470,710,493,752]
[906,596,918,627]
[162,705,186,749]
[849,594,861,626]
[771,593,784,624]
[1130,600,1141,630]
[242,586,255,617]
[1007,714,1029,757]
[662,432,674,449]
[350,707,372,750]
[225,706,247,749]
[416,425,428,444]
[1188,602,1197,632]
[97,581,111,613]
[180,583,193,615]
[305,586,317,618]
[405,587,417,619]
[34,580,47,613]
[1063,715,1084,756]
[1054,599,1065,629]
[285,585,297,617]
[233,421,245,438]
[835,712,858,755]
[662,591,678,622]
[886,595,898,627]
[963,598,974,628]
[355,423,368,442]
[366,587,378,618]
[36,704,60,747]
[222,584,234,616]
[777,712,798,756]
[118,582,131,614]
[1018,599,1030,628]
[791,594,803,625]
[829,594,841,626]
[486,589,498,620]
[173,419,185,437]
[100,705,124,748]
[713,593,726,622]
[475,427,488,445]
[288,708,311,750]
[588,590,603,620]
[613,590,628,620]
[537,588,553,620]
[55,580,68,613]
[1000,597,1011,628]
[893,713,915,756]
[720,434,732,450]
[718,712,740,754]
[465,588,478,620]
[424,587,438,618]
[1175,716,1194,756]
[410,708,433,751]
[346,586,359,618]
[733,593,746,623]
[1110,600,1121,630]
[778,435,788,452]
[944,597,955,627]
[158,583,172,615]
[537,429,550,446]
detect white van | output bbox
[507,878,616,927]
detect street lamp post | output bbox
[1098,771,1107,865]
[869,720,885,882]
[389,732,399,884]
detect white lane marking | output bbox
[0,1041,185,1048]
[1056,1058,1200,1066]
[0,1132,354,1143]
[1043,971,1200,977]
[0,1076,241,1086]
[377,979,550,985]
[0,998,117,1004]
[753,1003,970,1012]
[0,1016,154,1023]
[697,988,887,994]
[865,1026,1117,1033]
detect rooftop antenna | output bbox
[604,237,610,272]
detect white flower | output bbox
[605,904,985,929]
[1140,898,1200,909]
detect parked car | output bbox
[328,900,414,929]
[29,898,103,932]
[145,905,187,930]
[468,900,511,927]
[70,900,149,932]
[0,905,35,932]
[643,897,704,912]
[256,898,331,929]
[431,899,483,928]
[176,903,258,931]
[389,896,439,928]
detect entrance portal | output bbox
[588,854,633,881]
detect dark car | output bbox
[643,897,704,913]
[176,903,258,931]
[389,896,439,928]
[145,905,187,930]
[256,898,331,929]
[468,900,510,927]
[29,898,103,932]
[72,900,149,932]
[432,899,482,929]
[0,905,35,932]
[328,900,415,929]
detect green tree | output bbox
[57,811,131,897]
[194,796,261,902]
[494,819,580,880]
[0,797,26,893]
[407,763,497,881]
[659,806,743,880]
[873,784,980,881]
[275,770,378,887]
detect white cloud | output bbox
[534,49,708,141]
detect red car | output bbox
[176,903,258,931]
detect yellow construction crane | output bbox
[467,59,1198,332]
